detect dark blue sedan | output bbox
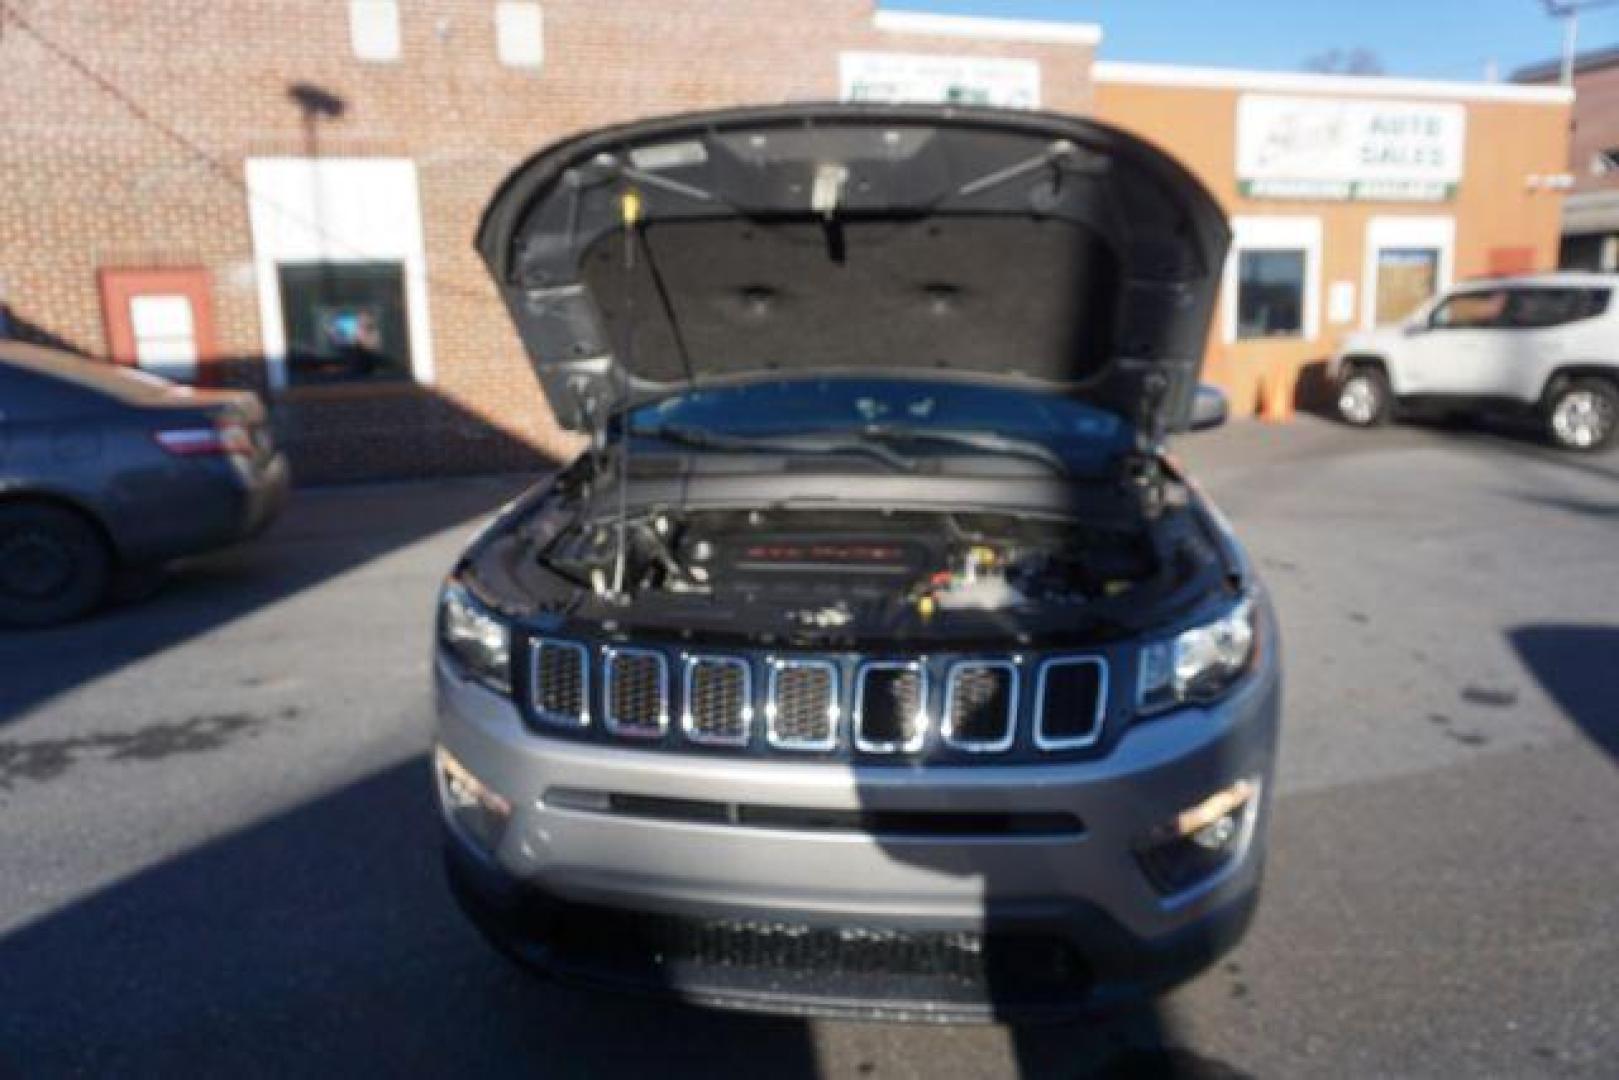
[0,342,289,625]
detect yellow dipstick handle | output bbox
[620,189,642,226]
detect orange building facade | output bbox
[1092,64,1574,415]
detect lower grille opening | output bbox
[547,904,1092,1005]
[545,789,1085,838]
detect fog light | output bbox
[435,745,513,855]
[1137,779,1259,896]
[1190,812,1239,852]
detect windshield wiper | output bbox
[631,423,918,472]
[851,425,1072,477]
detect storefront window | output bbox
[1236,249,1305,339]
[1374,248,1440,325]
[277,261,412,386]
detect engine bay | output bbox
[499,499,1219,643]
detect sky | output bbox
[883,0,1619,81]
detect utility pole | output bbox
[1543,0,1619,86]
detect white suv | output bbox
[1329,273,1619,451]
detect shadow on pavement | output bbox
[0,756,824,1078]
[0,477,528,731]
[0,748,1235,1078]
[1407,414,1619,480]
[1509,624,1619,761]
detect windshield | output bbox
[625,378,1130,461]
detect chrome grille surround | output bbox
[682,655,753,747]
[854,660,929,754]
[765,658,840,751]
[520,636,1112,759]
[941,660,1018,753]
[602,646,670,738]
[1032,656,1109,751]
[530,637,590,729]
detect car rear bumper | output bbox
[239,452,290,540]
[110,450,290,564]
[433,642,1280,1021]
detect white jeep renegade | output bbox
[1329,273,1619,451]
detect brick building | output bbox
[0,2,1573,481]
[1515,47,1619,270]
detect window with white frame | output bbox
[128,295,199,383]
[349,0,401,62]
[276,262,412,386]
[1224,217,1322,344]
[495,1,544,69]
[1362,216,1455,329]
[244,158,435,391]
[1237,250,1306,338]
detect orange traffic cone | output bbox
[1257,371,1294,424]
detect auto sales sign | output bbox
[1237,95,1466,202]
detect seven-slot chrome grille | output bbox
[522,639,1111,758]
[683,656,752,746]
[766,660,840,750]
[942,661,1018,752]
[603,647,669,737]
[854,662,927,753]
[1033,657,1108,751]
[530,637,589,728]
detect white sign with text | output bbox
[1237,95,1467,202]
[839,51,1040,109]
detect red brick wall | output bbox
[0,0,1095,482]
[1564,63,1619,195]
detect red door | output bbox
[97,268,219,385]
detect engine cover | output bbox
[693,531,940,599]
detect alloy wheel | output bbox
[1338,376,1381,426]
[1551,390,1615,450]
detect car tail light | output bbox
[153,419,255,458]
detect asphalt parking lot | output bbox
[2,414,1616,1078]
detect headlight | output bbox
[1137,595,1257,715]
[438,579,512,695]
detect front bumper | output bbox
[434,639,1280,1021]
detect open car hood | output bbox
[477,104,1229,441]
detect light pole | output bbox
[1543,0,1619,86]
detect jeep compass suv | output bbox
[434,104,1281,1021]
[1330,273,1619,451]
